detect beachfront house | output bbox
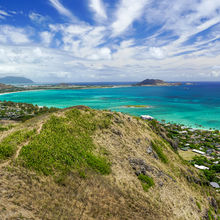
[194,164,209,170]
[141,115,154,120]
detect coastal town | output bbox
[0,101,58,121]
[142,115,220,190]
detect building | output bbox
[140,115,154,120]
[192,149,205,155]
[210,182,220,189]
[194,164,209,170]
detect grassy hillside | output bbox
[0,106,219,219]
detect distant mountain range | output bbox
[0,76,34,84]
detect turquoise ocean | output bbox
[1,82,220,130]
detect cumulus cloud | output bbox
[0,26,31,44]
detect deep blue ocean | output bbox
[1,82,220,130]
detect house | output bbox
[194,164,209,170]
[210,182,220,189]
[180,147,189,151]
[192,149,205,155]
[140,115,154,120]
[206,149,214,155]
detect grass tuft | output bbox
[151,141,168,163]
[138,174,154,192]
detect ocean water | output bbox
[1,82,220,130]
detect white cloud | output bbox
[1,1,220,82]
[0,9,11,19]
[89,0,107,21]
[111,0,149,36]
[40,31,53,46]
[0,26,31,44]
[50,24,110,60]
[48,0,77,21]
[29,12,48,24]
[149,47,165,59]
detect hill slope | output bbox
[0,107,219,219]
[0,76,33,84]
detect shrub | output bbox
[138,174,154,192]
[196,201,201,210]
[151,141,168,163]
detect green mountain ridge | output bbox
[0,76,34,84]
[0,106,219,219]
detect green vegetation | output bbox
[19,109,111,177]
[196,201,201,210]
[0,129,35,160]
[0,125,10,132]
[138,174,154,192]
[147,119,220,185]
[191,155,220,185]
[0,101,58,121]
[151,141,168,163]
[208,209,215,220]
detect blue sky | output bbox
[0,0,220,82]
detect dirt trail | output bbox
[0,122,44,169]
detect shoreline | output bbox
[0,82,186,96]
[0,86,219,131]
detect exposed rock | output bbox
[135,171,141,176]
[185,174,209,186]
[147,146,153,154]
[209,197,218,212]
[187,169,194,175]
[153,152,159,160]
[136,138,141,144]
[158,182,164,187]
[111,129,122,136]
[160,131,178,151]
[129,158,154,175]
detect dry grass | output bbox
[178,149,197,161]
[0,109,214,219]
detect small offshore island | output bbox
[136,79,182,86]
